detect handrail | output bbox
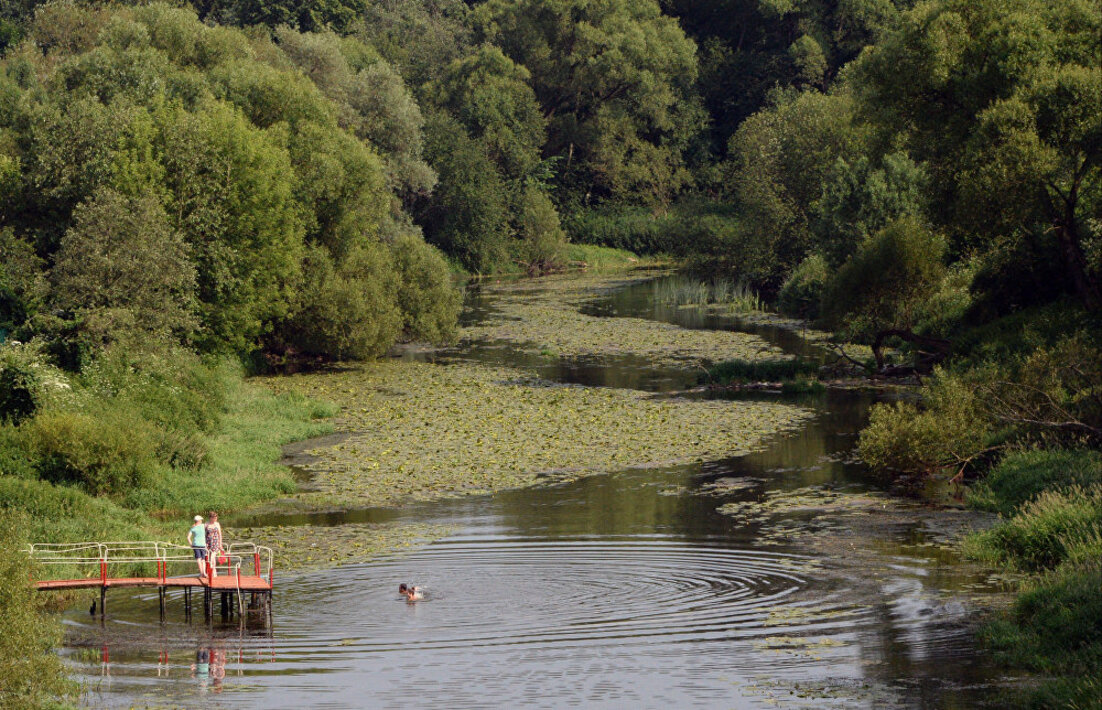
[26,540,274,585]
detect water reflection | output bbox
[61,271,1013,709]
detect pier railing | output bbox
[26,540,274,586]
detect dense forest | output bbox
[0,0,1099,707]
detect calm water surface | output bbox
[62,274,1014,708]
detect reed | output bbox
[653,276,762,312]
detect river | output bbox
[60,272,1018,708]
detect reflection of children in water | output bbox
[191,646,227,693]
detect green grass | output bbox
[704,357,820,385]
[564,243,657,272]
[964,447,1102,707]
[968,449,1102,517]
[979,562,1102,708]
[119,378,335,515]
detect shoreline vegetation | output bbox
[1,0,1099,706]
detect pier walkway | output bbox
[28,541,274,623]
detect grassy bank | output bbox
[960,449,1102,708]
[0,345,336,707]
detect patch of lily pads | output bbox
[463,273,788,367]
[260,360,813,509]
[235,522,452,573]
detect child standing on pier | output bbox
[206,512,223,578]
[188,515,207,577]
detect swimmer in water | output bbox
[398,583,423,601]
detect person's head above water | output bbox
[398,583,409,594]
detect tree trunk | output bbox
[872,329,952,372]
[1055,217,1100,312]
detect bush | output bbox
[969,449,1102,517]
[0,515,76,709]
[391,233,461,344]
[284,243,402,360]
[857,369,993,481]
[20,409,158,496]
[516,186,567,273]
[964,486,1102,572]
[777,254,828,319]
[0,342,50,425]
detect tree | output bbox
[474,0,702,205]
[854,0,1102,310]
[724,89,864,286]
[49,187,197,342]
[430,44,546,182]
[812,151,928,267]
[418,113,510,273]
[156,102,304,355]
[821,216,949,367]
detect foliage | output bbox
[858,369,992,481]
[854,0,1102,310]
[474,0,702,206]
[0,515,76,710]
[724,90,865,286]
[49,187,197,344]
[0,341,65,425]
[777,254,829,320]
[419,113,511,273]
[820,217,947,337]
[516,186,567,273]
[391,232,461,344]
[968,449,1102,517]
[282,243,401,360]
[812,152,928,267]
[706,358,819,385]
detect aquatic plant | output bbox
[261,360,813,509]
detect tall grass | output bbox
[654,276,762,312]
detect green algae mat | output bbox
[261,360,813,509]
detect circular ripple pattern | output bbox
[270,537,855,655]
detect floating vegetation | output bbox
[462,273,786,367]
[697,476,765,496]
[717,484,890,526]
[235,522,452,573]
[260,360,813,509]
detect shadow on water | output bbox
[62,272,1017,709]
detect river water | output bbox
[61,274,1016,708]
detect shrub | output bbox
[78,344,233,435]
[777,253,828,319]
[391,233,461,344]
[820,216,946,337]
[20,409,158,496]
[0,515,76,709]
[517,186,567,273]
[857,369,993,481]
[284,242,402,360]
[705,357,818,384]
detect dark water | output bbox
[61,274,1013,709]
